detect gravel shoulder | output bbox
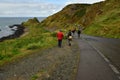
[0,39,80,80]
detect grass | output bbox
[39,0,120,39]
[0,20,57,66]
[84,8,120,38]
[74,8,86,17]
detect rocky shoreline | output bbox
[0,24,25,42]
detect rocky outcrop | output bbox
[0,24,25,42]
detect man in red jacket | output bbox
[57,30,64,47]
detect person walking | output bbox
[71,28,76,35]
[57,30,64,47]
[67,30,72,46]
[77,29,81,38]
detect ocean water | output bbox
[0,17,45,38]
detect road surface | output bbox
[76,34,120,80]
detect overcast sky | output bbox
[0,0,105,17]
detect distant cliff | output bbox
[40,0,120,38]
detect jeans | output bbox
[58,40,62,47]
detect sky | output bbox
[0,0,105,17]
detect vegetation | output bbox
[40,0,120,38]
[84,0,120,38]
[40,4,90,30]
[0,0,120,69]
[74,8,86,17]
[0,18,57,66]
[0,0,120,79]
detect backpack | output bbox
[69,36,72,39]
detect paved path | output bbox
[76,34,120,80]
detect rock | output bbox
[0,24,25,42]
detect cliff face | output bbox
[40,0,120,38]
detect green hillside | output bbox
[84,0,120,38]
[40,0,120,38]
[40,4,90,30]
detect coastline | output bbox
[0,24,25,42]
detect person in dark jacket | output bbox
[57,30,64,47]
[77,29,81,38]
[71,28,76,35]
[67,30,72,46]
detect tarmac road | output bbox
[76,34,120,80]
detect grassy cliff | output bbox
[40,4,90,30]
[40,0,120,38]
[84,0,120,38]
[0,18,56,66]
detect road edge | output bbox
[84,39,120,79]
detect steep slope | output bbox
[40,4,90,30]
[40,0,120,38]
[84,0,120,38]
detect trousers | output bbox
[58,40,62,47]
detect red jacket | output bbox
[57,32,64,40]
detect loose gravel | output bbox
[0,39,80,80]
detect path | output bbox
[0,40,80,80]
[76,34,120,80]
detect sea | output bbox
[0,17,45,38]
